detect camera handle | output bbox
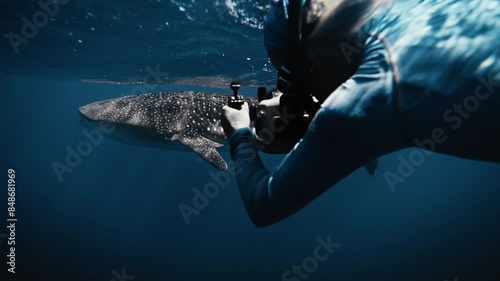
[227,81,244,110]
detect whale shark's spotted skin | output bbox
[79,91,258,170]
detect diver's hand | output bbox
[221,102,251,138]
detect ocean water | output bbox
[1,1,500,281]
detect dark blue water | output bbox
[1,0,274,86]
[2,1,500,281]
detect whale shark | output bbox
[79,91,378,175]
[79,91,258,170]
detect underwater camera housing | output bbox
[226,0,321,154]
[227,82,319,154]
[254,83,319,154]
[253,0,320,153]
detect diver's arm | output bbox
[228,39,406,227]
[228,105,376,227]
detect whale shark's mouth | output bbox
[79,98,122,122]
[79,105,93,119]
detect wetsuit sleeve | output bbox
[229,38,400,227]
[228,105,379,227]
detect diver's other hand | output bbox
[221,102,250,138]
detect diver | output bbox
[221,0,500,227]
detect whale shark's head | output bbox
[79,94,185,139]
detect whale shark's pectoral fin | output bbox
[172,130,228,171]
[364,158,378,177]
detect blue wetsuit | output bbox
[230,0,500,227]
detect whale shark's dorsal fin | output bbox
[172,129,228,171]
